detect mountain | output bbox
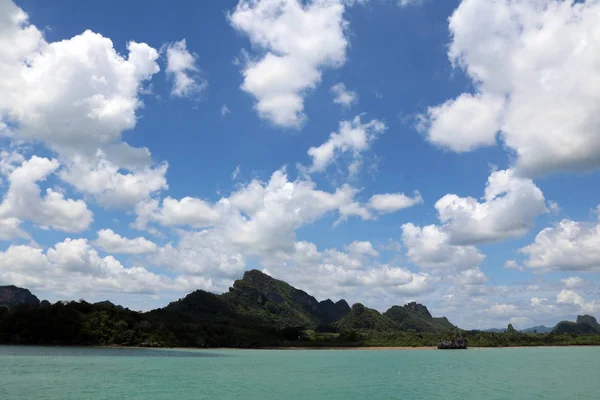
[335,303,398,333]
[553,315,600,334]
[483,326,553,334]
[220,269,351,330]
[0,270,458,347]
[94,300,125,310]
[0,285,40,307]
[318,299,351,324]
[521,325,552,334]
[384,302,455,333]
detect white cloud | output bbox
[368,191,423,214]
[487,303,518,317]
[306,116,386,175]
[323,249,365,270]
[401,223,484,270]
[455,267,487,286]
[137,169,372,245]
[401,169,546,268]
[257,239,433,302]
[0,150,25,177]
[135,196,221,229]
[345,241,378,257]
[330,82,358,108]
[229,0,348,127]
[94,229,158,255]
[0,156,93,233]
[562,277,584,289]
[164,39,207,98]
[520,219,600,272]
[557,289,584,307]
[60,152,168,208]
[398,0,424,7]
[504,259,524,271]
[0,239,171,296]
[0,1,169,211]
[556,289,599,314]
[0,7,159,159]
[530,297,547,308]
[435,169,547,245]
[423,0,600,176]
[231,165,241,180]
[422,93,504,153]
[221,104,231,117]
[0,217,28,240]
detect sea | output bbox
[1,345,598,399]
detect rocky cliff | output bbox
[0,285,40,307]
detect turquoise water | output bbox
[1,346,598,399]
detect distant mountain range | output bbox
[483,325,553,334]
[1,271,598,348]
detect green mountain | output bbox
[384,302,455,333]
[553,315,600,334]
[0,270,458,348]
[335,303,398,333]
[220,269,350,330]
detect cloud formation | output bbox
[229,0,348,127]
[422,0,600,176]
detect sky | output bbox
[1,0,599,330]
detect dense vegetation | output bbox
[1,271,599,348]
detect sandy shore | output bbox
[98,344,600,351]
[252,346,437,351]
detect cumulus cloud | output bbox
[135,196,221,230]
[401,169,546,270]
[229,0,348,127]
[345,241,379,257]
[306,116,386,175]
[422,0,600,176]
[520,219,600,272]
[137,168,373,244]
[0,1,168,210]
[487,303,518,318]
[556,289,600,314]
[368,191,423,214]
[164,39,207,98]
[0,217,28,240]
[330,83,358,108]
[421,93,504,153]
[0,156,92,233]
[258,240,433,302]
[435,169,547,245]
[0,239,170,296]
[0,7,159,159]
[94,229,158,255]
[401,223,484,270]
[455,267,487,286]
[61,152,168,208]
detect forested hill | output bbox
[0,270,455,347]
[1,271,599,348]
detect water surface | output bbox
[1,346,598,399]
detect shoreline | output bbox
[3,344,600,351]
[92,344,600,351]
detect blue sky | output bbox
[1,0,599,329]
